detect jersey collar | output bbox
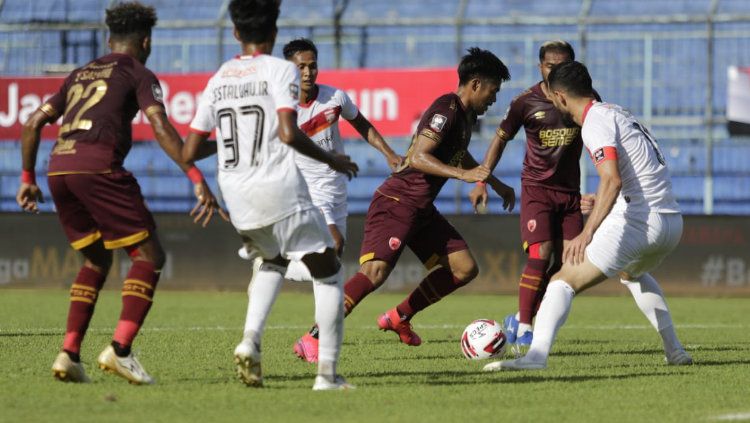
[235,51,265,59]
[581,99,597,125]
[299,85,319,108]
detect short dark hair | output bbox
[538,40,575,63]
[229,0,280,44]
[457,47,511,86]
[283,38,318,60]
[105,2,157,40]
[547,61,594,98]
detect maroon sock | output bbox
[113,261,159,348]
[63,267,106,355]
[396,267,468,320]
[343,272,376,316]
[518,258,549,324]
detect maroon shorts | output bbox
[520,184,582,251]
[48,172,156,250]
[358,192,469,270]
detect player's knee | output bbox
[451,261,479,284]
[84,255,112,275]
[529,241,553,260]
[128,241,166,270]
[360,260,390,288]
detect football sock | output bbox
[63,266,106,355]
[621,273,684,354]
[525,280,575,363]
[396,266,468,321]
[518,258,548,325]
[517,323,533,335]
[112,341,130,357]
[342,272,376,316]
[313,270,344,377]
[242,263,285,346]
[533,259,561,315]
[112,260,159,350]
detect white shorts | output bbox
[586,212,683,278]
[314,200,348,238]
[237,208,334,262]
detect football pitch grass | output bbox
[1,289,748,422]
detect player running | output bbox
[469,41,596,350]
[182,0,358,390]
[293,47,516,363]
[484,61,693,371]
[16,2,225,385]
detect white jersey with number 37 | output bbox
[190,54,314,230]
[581,101,680,214]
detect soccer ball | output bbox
[461,319,507,360]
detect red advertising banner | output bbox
[0,68,456,141]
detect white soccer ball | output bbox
[461,319,507,360]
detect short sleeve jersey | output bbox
[378,93,471,208]
[581,101,680,214]
[294,84,359,206]
[497,82,584,192]
[189,54,314,230]
[41,53,165,175]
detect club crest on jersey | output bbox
[151,84,164,103]
[289,83,299,100]
[388,237,402,251]
[429,114,447,132]
[593,147,606,164]
[527,219,537,233]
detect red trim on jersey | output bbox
[591,146,618,166]
[189,127,211,137]
[299,106,342,137]
[277,107,296,113]
[581,99,597,125]
[299,85,320,109]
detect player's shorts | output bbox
[520,184,582,251]
[313,199,348,238]
[358,192,469,270]
[48,172,156,250]
[586,211,683,278]
[237,208,334,262]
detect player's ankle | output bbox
[63,349,81,363]
[111,341,131,357]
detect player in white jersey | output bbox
[182,0,359,390]
[484,61,693,372]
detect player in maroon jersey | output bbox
[16,2,225,385]
[470,40,597,350]
[293,48,516,362]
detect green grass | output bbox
[0,289,748,423]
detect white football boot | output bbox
[97,345,154,385]
[312,374,355,391]
[483,356,547,372]
[234,341,262,387]
[52,352,91,383]
[665,349,693,365]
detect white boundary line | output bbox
[709,412,750,421]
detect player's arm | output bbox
[277,109,358,179]
[408,133,489,182]
[463,152,515,212]
[564,153,621,265]
[148,111,228,226]
[187,139,217,161]
[16,108,57,213]
[347,112,403,171]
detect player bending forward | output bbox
[484,61,693,372]
[17,2,224,385]
[183,0,358,390]
[294,48,516,363]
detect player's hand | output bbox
[581,193,596,216]
[16,183,44,214]
[490,181,516,212]
[469,183,488,214]
[386,154,405,172]
[459,165,491,183]
[330,154,359,180]
[190,181,230,227]
[563,231,593,266]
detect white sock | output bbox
[241,261,285,347]
[284,260,312,282]
[621,273,684,354]
[312,269,344,378]
[525,280,575,363]
[518,323,533,335]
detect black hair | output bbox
[547,61,594,98]
[538,40,575,63]
[228,0,280,44]
[283,38,318,60]
[457,47,510,86]
[105,2,157,40]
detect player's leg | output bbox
[285,202,345,281]
[47,174,111,383]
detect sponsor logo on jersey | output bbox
[533,110,546,120]
[527,219,537,233]
[152,84,164,103]
[593,147,606,164]
[289,83,299,100]
[388,237,402,251]
[429,114,447,132]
